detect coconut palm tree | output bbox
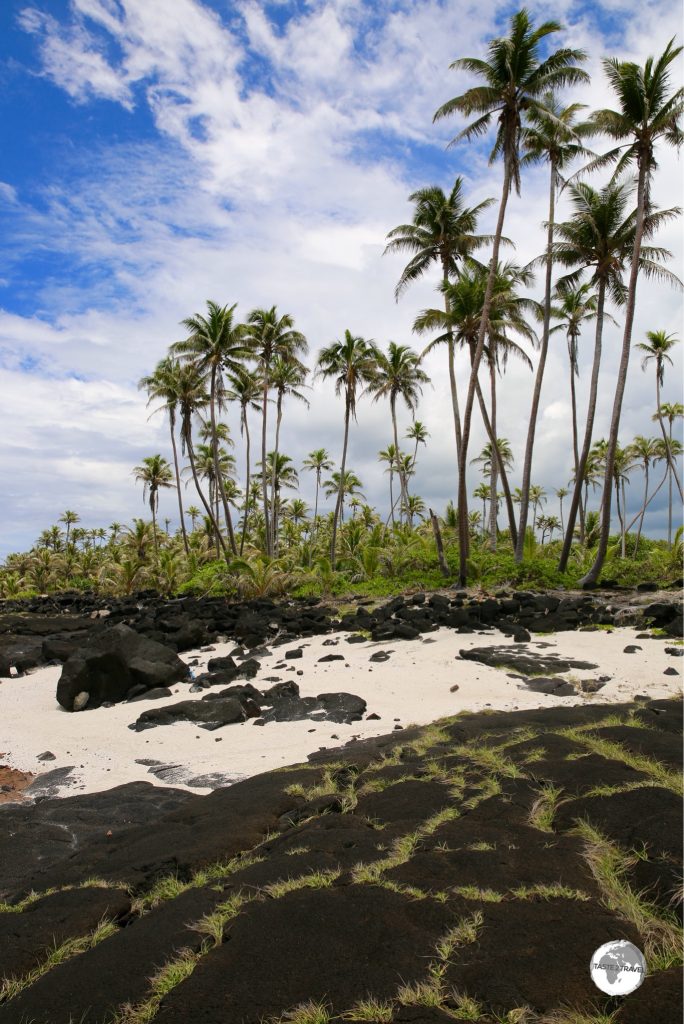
[550,281,600,537]
[323,470,366,524]
[555,180,680,571]
[415,259,536,546]
[406,494,426,526]
[653,403,684,546]
[385,179,495,465]
[473,482,491,537]
[132,456,174,558]
[627,436,660,552]
[185,506,200,533]
[406,421,429,478]
[367,342,430,522]
[514,95,594,562]
[302,449,334,538]
[315,331,378,565]
[138,356,190,555]
[255,452,299,546]
[226,367,262,554]
[636,331,682,504]
[581,39,684,584]
[268,356,309,554]
[243,307,308,556]
[611,444,636,557]
[528,485,547,534]
[378,444,400,525]
[555,487,569,536]
[58,510,80,551]
[171,301,249,555]
[434,8,589,584]
[175,361,226,559]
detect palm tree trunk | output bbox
[515,160,556,562]
[559,495,565,537]
[239,408,251,556]
[261,373,271,556]
[473,376,518,546]
[668,420,673,546]
[655,378,684,516]
[209,366,237,555]
[558,279,607,572]
[568,339,586,542]
[442,263,463,468]
[633,462,649,554]
[169,415,189,555]
[187,435,229,560]
[581,161,648,585]
[391,396,407,524]
[331,401,350,568]
[313,472,320,540]
[457,162,513,585]
[621,477,627,557]
[488,358,498,549]
[150,494,159,559]
[270,393,284,556]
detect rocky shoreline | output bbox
[0,589,681,1023]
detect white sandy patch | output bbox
[0,627,680,800]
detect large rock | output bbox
[56,623,189,711]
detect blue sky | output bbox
[0,0,682,557]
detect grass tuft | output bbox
[528,784,564,832]
[341,996,393,1021]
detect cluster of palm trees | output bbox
[2,12,682,599]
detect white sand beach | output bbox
[1,626,681,801]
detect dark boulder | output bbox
[56,624,189,711]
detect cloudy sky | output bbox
[0,0,682,557]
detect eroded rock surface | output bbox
[0,696,680,1024]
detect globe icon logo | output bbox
[590,940,646,995]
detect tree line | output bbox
[2,10,682,598]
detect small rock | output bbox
[37,751,56,761]
[664,667,679,676]
[366,713,381,720]
[369,651,391,663]
[285,649,303,660]
[450,684,459,693]
[665,647,684,657]
[73,691,89,711]
[623,645,642,654]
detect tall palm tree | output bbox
[255,451,299,544]
[175,361,227,559]
[132,455,174,558]
[315,330,378,565]
[138,357,190,554]
[226,367,262,555]
[627,436,659,552]
[581,39,684,584]
[434,8,588,584]
[473,482,491,536]
[243,307,308,556]
[610,444,636,557]
[528,484,547,534]
[514,94,594,562]
[302,448,334,537]
[367,342,429,522]
[636,330,682,504]
[378,444,400,525]
[269,356,309,555]
[172,301,249,555]
[550,281,600,537]
[472,439,514,540]
[185,505,200,533]
[58,510,80,551]
[406,420,429,478]
[385,179,494,465]
[555,487,568,536]
[415,260,536,546]
[323,470,366,523]
[555,180,679,571]
[653,403,684,546]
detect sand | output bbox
[0,626,680,801]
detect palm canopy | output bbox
[302,449,333,475]
[636,330,679,386]
[172,301,248,397]
[226,367,262,424]
[384,179,495,297]
[434,8,589,192]
[550,281,599,374]
[550,179,682,304]
[367,342,430,413]
[415,259,538,367]
[243,306,308,366]
[133,455,175,513]
[522,92,595,178]
[270,356,310,407]
[587,38,684,185]
[315,330,379,419]
[471,438,514,473]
